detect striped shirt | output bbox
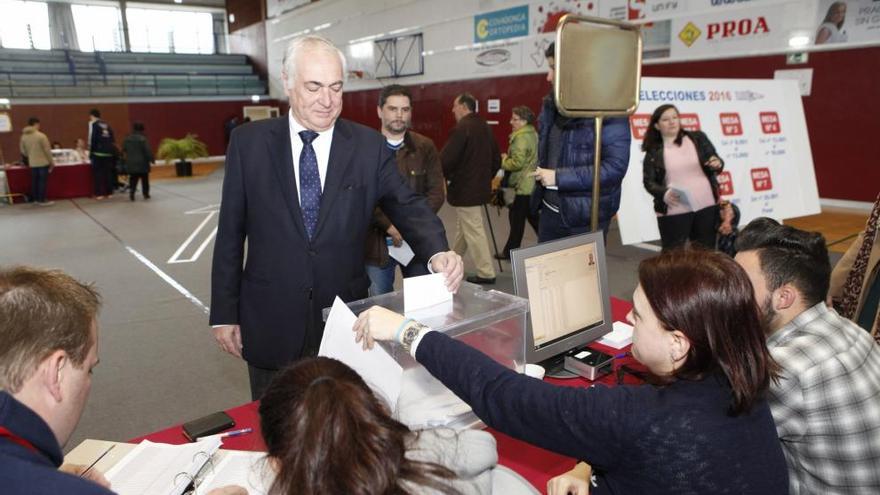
[767,302,880,494]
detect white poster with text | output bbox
[617,77,820,246]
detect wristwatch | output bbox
[400,321,429,353]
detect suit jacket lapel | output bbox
[268,118,308,241]
[314,119,354,239]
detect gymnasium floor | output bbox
[0,165,855,451]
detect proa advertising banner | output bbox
[617,77,820,245]
[670,4,787,58]
[474,5,530,43]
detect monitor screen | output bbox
[511,232,612,370]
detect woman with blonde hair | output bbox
[497,105,539,259]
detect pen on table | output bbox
[614,352,630,359]
[220,427,253,439]
[80,443,115,478]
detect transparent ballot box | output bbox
[323,283,528,430]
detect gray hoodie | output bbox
[405,429,537,495]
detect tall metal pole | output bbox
[591,116,603,232]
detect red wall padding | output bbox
[342,46,880,202]
[3,46,874,202]
[0,99,267,160]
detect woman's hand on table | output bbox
[353,306,407,350]
[547,461,592,495]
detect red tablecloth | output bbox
[4,163,93,201]
[132,298,635,493]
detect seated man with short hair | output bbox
[735,218,880,494]
[0,267,242,495]
[0,266,113,494]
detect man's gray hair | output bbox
[282,35,348,88]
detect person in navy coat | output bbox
[210,35,463,400]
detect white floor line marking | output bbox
[127,246,210,315]
[168,210,217,264]
[633,242,663,252]
[189,226,218,265]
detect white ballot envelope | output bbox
[388,240,415,266]
[403,273,453,314]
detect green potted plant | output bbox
[157,134,209,177]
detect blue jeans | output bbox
[365,256,431,296]
[30,166,49,203]
[366,259,397,296]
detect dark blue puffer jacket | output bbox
[535,95,631,229]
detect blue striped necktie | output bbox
[298,130,321,240]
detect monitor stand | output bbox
[538,353,580,379]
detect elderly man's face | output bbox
[286,47,344,132]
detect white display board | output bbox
[617,77,820,245]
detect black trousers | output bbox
[657,204,718,251]
[129,173,150,198]
[91,157,115,196]
[247,364,280,402]
[503,194,539,255]
[247,305,323,401]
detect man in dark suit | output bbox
[210,35,463,400]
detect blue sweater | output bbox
[415,332,789,494]
[0,392,114,495]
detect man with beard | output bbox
[531,42,630,243]
[364,85,445,295]
[735,217,880,494]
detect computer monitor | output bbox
[511,231,613,378]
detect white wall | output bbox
[264,0,878,99]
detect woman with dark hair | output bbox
[642,104,724,250]
[121,122,153,201]
[497,105,539,259]
[816,1,848,44]
[259,356,533,495]
[354,249,788,494]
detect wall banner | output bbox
[474,5,530,43]
[815,0,880,45]
[669,4,787,59]
[617,77,820,245]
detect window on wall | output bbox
[71,4,123,52]
[127,8,214,54]
[0,0,50,50]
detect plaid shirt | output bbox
[767,302,880,494]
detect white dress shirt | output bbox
[288,110,334,204]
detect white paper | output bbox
[403,273,452,314]
[388,240,415,266]
[669,186,693,210]
[197,451,274,495]
[318,297,403,410]
[597,321,634,349]
[104,438,221,495]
